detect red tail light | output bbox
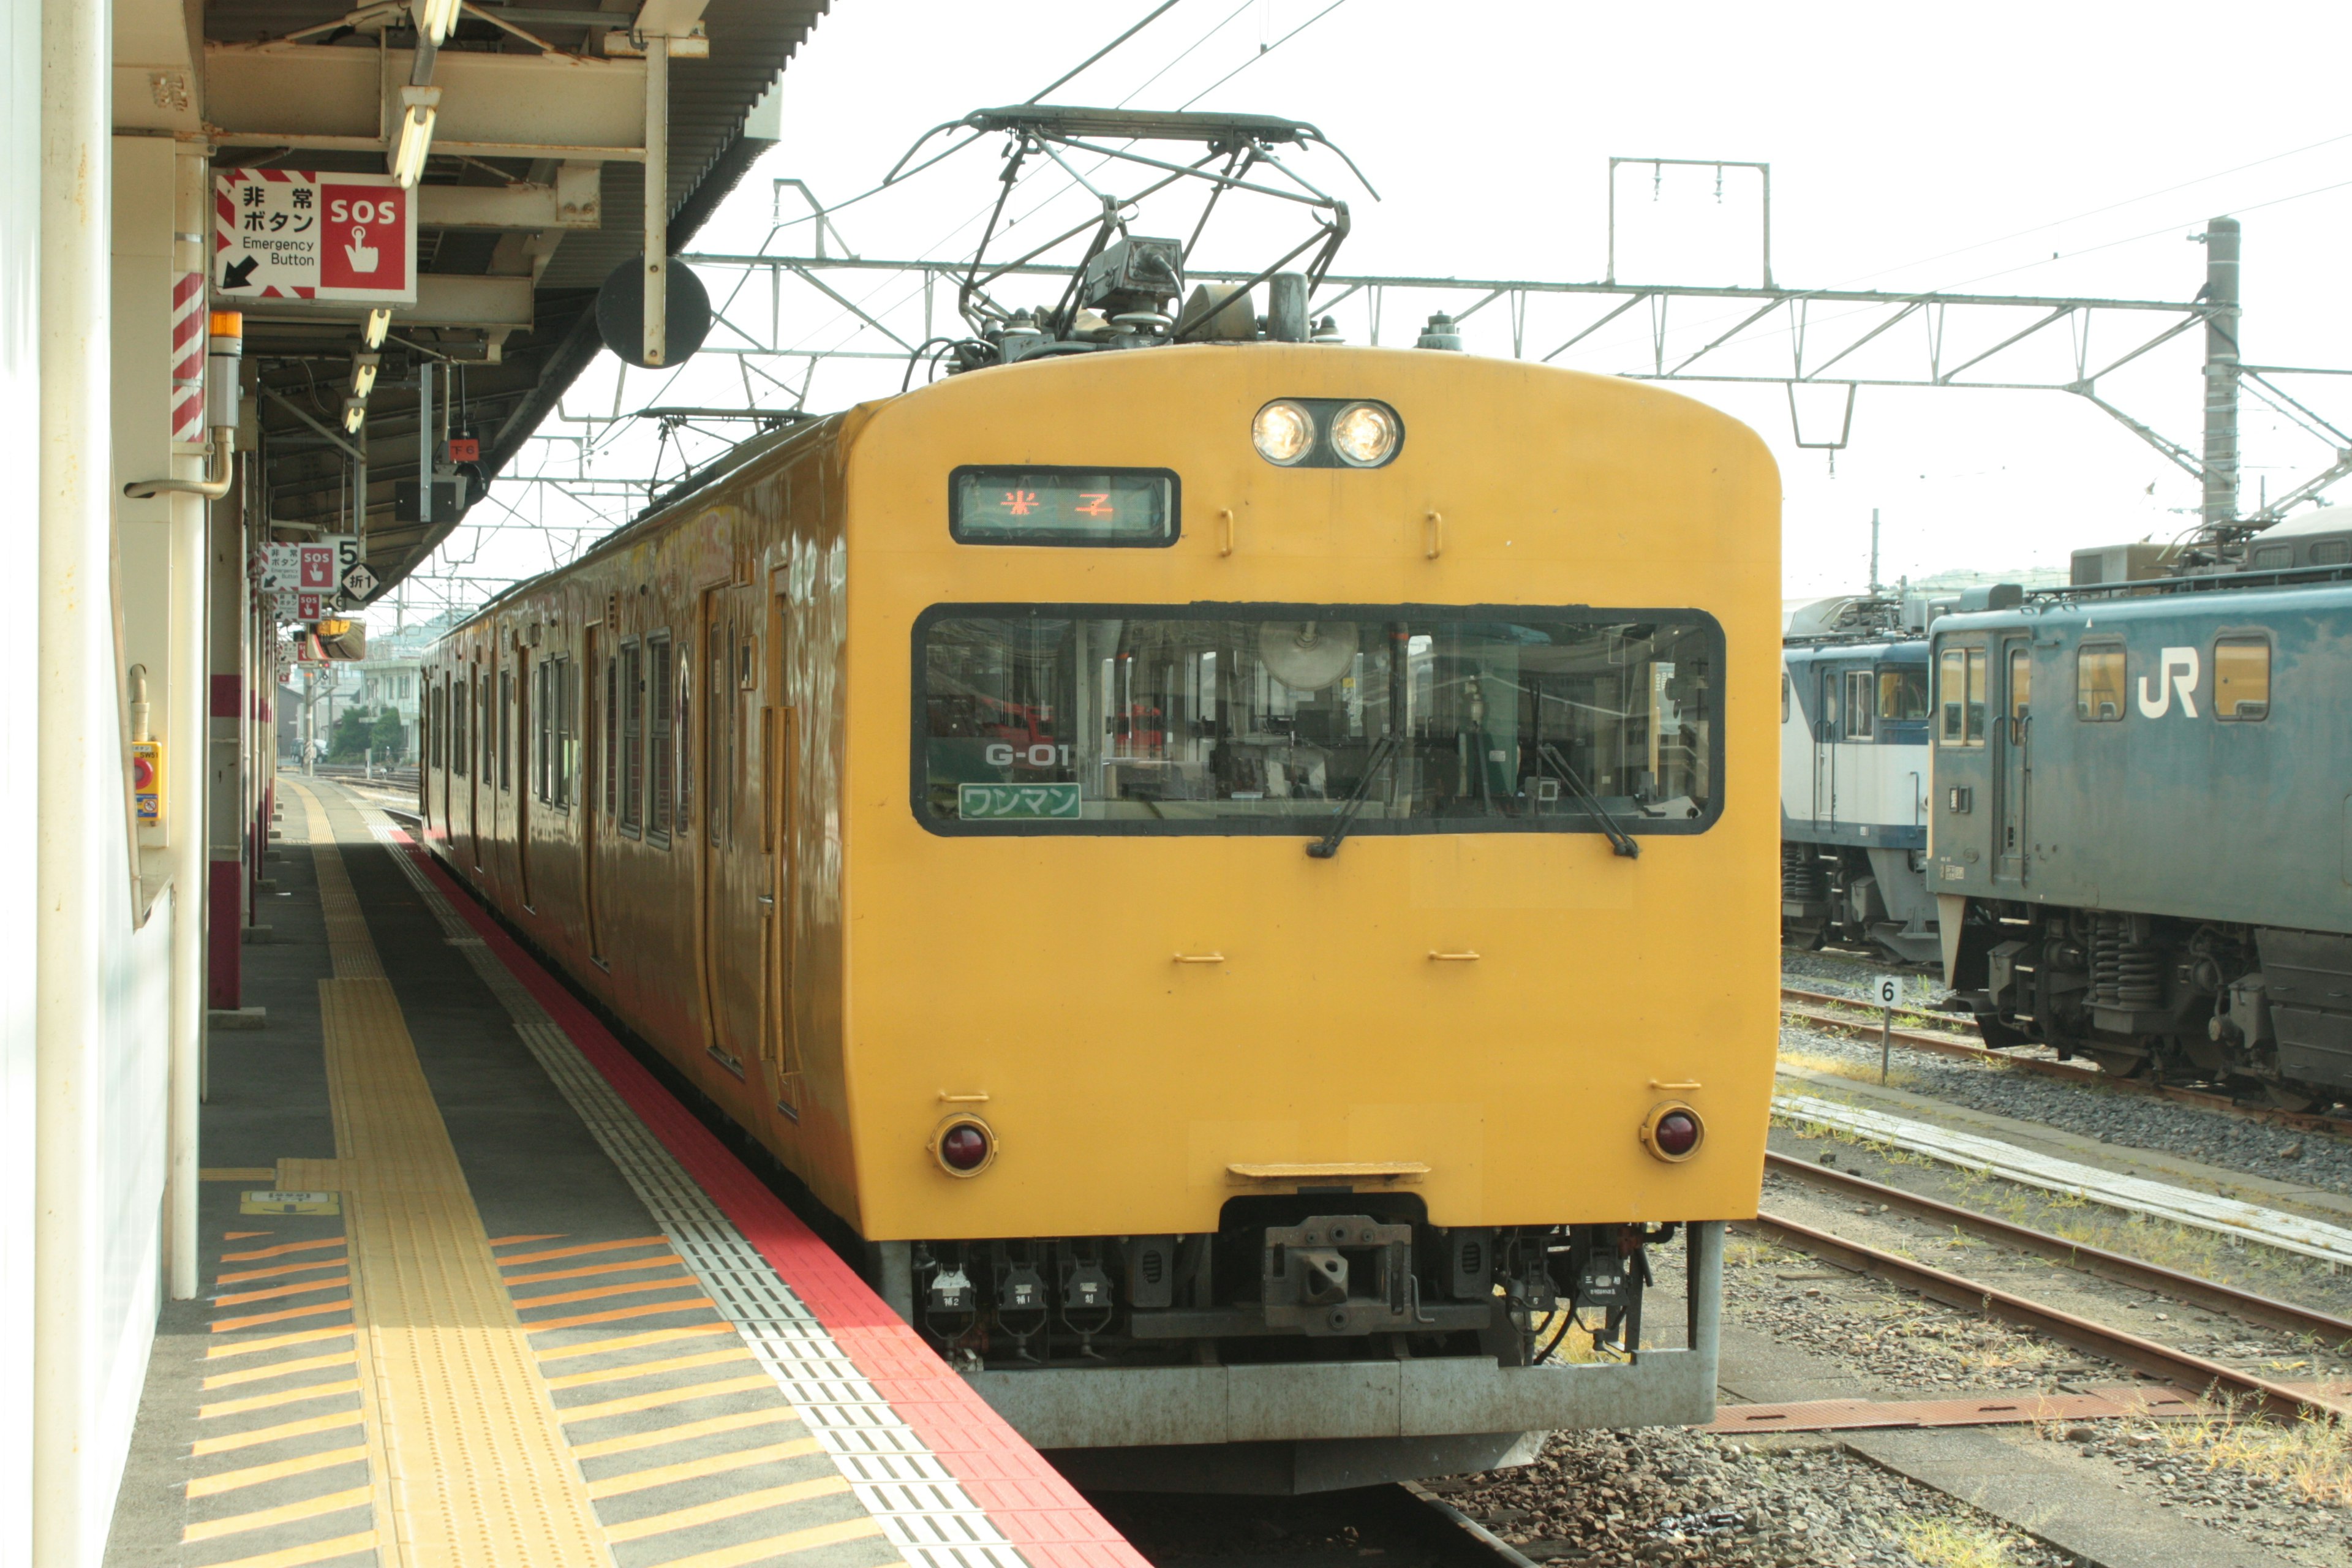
[1640,1101,1705,1163]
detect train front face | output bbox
[1780,639,1940,962]
[841,343,1779,1477]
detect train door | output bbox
[467,659,483,870]
[1995,636,2031,884]
[515,647,532,907]
[761,573,800,1120]
[698,585,758,1076]
[582,627,606,965]
[1813,666,1839,829]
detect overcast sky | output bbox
[398,0,2352,620]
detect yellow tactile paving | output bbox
[567,1408,799,1461]
[587,1439,825,1499]
[643,1515,884,1568]
[603,1476,851,1543]
[285,782,614,1568]
[181,1486,373,1544]
[192,1413,363,1458]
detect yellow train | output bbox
[420,326,1779,1491]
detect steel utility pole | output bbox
[2201,217,2241,532]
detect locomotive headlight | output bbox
[1330,401,1400,467]
[1639,1101,1705,1163]
[1251,400,1315,466]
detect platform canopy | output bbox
[119,0,832,596]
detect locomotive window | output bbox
[621,639,644,835]
[1780,671,1790,724]
[949,467,1178,546]
[500,671,515,792]
[2076,644,2125,722]
[453,676,468,775]
[2214,636,2269,721]
[915,605,1719,837]
[1877,666,1929,721]
[2008,648,2030,720]
[1843,669,1874,740]
[602,655,619,816]
[1937,647,1986,747]
[533,662,552,801]
[649,633,675,846]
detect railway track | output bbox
[1781,983,2352,1141]
[1753,1156,2352,1423]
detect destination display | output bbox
[949,467,1176,545]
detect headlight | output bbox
[1330,402,1400,467]
[1251,400,1314,466]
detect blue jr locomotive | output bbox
[1932,512,2352,1106]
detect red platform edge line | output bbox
[392,832,1149,1568]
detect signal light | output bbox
[932,1116,997,1177]
[1640,1101,1704,1163]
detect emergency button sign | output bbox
[214,169,416,304]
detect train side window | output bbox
[648,633,675,846]
[554,658,575,807]
[453,676,468,775]
[1780,671,1789,724]
[1843,669,1874,740]
[603,655,619,816]
[2076,644,2125,722]
[620,639,644,835]
[499,670,514,791]
[2214,636,2269,721]
[1877,666,1928,721]
[674,635,691,834]
[1936,647,1986,746]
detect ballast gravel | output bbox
[1779,1011,2352,1198]
[1438,1424,2071,1568]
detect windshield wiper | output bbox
[1306,733,1401,859]
[1536,743,1640,859]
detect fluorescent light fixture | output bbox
[364,307,391,349]
[390,86,442,189]
[350,353,380,399]
[343,398,366,434]
[413,0,461,44]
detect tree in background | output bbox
[328,703,376,761]
[370,706,407,764]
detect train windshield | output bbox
[918,606,1719,834]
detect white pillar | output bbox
[642,34,668,366]
[34,0,113,1561]
[164,148,209,1302]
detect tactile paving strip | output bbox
[290,783,614,1567]
[372,821,1033,1568]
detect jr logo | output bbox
[2136,646,2201,718]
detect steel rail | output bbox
[1779,985,2352,1140]
[1744,1211,2331,1422]
[1763,1152,2352,1349]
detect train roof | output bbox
[1931,578,2352,637]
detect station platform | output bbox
[106,780,1147,1568]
